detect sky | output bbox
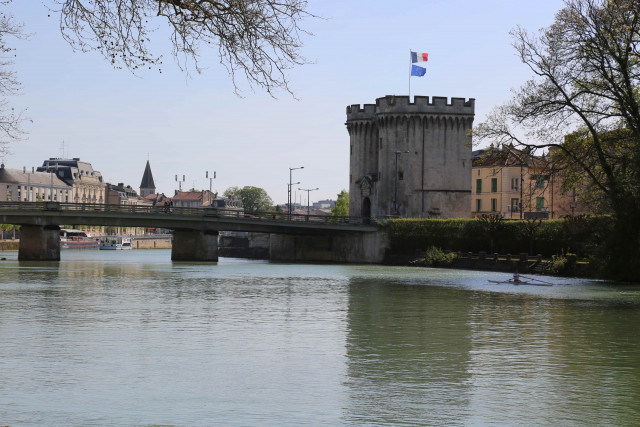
[3,0,566,205]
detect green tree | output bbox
[331,190,349,217]
[224,186,273,212]
[474,0,640,280]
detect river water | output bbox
[1,249,640,426]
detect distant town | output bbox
[0,157,337,235]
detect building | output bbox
[346,95,475,219]
[37,158,106,204]
[107,183,152,206]
[172,190,215,209]
[139,160,156,198]
[312,199,336,209]
[471,146,589,219]
[0,163,71,202]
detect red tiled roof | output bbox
[172,191,203,201]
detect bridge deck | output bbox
[0,202,378,235]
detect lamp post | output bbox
[206,170,216,206]
[509,149,525,220]
[288,182,300,216]
[289,166,304,216]
[298,187,319,216]
[175,174,185,193]
[393,150,409,216]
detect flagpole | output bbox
[408,49,412,98]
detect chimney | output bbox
[23,166,26,173]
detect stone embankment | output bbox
[0,240,19,251]
[132,235,172,249]
[388,250,591,277]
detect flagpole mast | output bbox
[408,49,412,98]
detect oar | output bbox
[520,275,554,286]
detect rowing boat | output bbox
[488,279,553,287]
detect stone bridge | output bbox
[0,202,386,263]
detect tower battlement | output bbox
[346,95,475,121]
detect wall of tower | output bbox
[346,95,475,219]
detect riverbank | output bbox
[0,240,19,251]
[387,250,592,278]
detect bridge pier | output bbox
[171,229,219,262]
[269,232,387,263]
[18,225,61,261]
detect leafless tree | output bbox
[0,1,26,157]
[52,0,314,96]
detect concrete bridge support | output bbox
[18,225,61,261]
[171,229,219,262]
[269,231,388,264]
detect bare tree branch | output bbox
[51,0,316,97]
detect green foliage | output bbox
[331,190,349,217]
[547,251,578,275]
[413,246,458,267]
[224,186,273,212]
[386,216,611,259]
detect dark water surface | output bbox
[1,250,640,426]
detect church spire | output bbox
[140,160,156,197]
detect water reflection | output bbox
[2,252,640,425]
[343,275,640,425]
[345,278,473,425]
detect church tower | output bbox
[139,160,156,198]
[346,95,475,219]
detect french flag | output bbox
[411,51,429,63]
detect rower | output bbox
[513,271,521,283]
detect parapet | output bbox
[346,103,377,121]
[346,95,475,121]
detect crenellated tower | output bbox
[345,95,475,218]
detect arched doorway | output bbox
[361,197,371,221]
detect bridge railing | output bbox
[0,202,376,226]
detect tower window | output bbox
[398,172,404,180]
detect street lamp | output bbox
[298,187,319,216]
[288,182,300,215]
[509,149,525,220]
[206,170,216,206]
[175,174,185,193]
[289,166,304,216]
[393,151,409,215]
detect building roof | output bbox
[0,164,69,188]
[172,191,204,201]
[36,157,103,185]
[140,160,155,189]
[472,146,547,168]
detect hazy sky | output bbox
[4,1,565,205]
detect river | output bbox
[1,249,639,426]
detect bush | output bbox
[413,246,458,267]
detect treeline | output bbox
[386,215,611,263]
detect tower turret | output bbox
[345,95,475,219]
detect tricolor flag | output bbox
[411,51,429,63]
[411,65,426,77]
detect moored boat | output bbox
[60,229,100,250]
[99,236,133,250]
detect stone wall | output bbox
[133,236,172,249]
[346,95,474,219]
[269,231,388,263]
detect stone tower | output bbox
[345,95,474,218]
[139,160,156,198]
